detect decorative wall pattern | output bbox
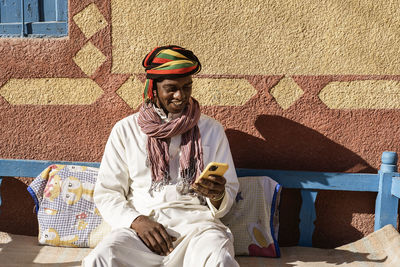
[0,78,103,105]
[319,80,400,109]
[73,42,107,77]
[1,0,399,248]
[73,3,108,39]
[270,77,304,110]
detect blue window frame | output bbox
[0,0,68,37]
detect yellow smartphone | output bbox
[195,162,229,183]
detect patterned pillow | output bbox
[27,164,111,248]
[221,176,281,257]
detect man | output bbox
[83,45,240,266]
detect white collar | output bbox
[153,106,182,122]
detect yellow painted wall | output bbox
[112,0,400,75]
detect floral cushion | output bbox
[221,176,281,257]
[27,164,111,248]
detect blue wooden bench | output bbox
[0,151,399,248]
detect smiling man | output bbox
[82,46,240,267]
[155,76,193,114]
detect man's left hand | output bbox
[192,175,226,207]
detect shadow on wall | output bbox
[227,115,375,173]
[226,115,376,248]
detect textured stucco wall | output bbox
[0,0,399,248]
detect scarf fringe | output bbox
[148,165,206,205]
[148,171,170,196]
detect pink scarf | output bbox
[138,98,204,193]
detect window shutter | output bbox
[0,0,68,37]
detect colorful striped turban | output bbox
[142,45,202,101]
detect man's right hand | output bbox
[130,215,176,256]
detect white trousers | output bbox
[82,227,239,267]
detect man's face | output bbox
[155,76,193,114]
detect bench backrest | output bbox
[0,151,399,247]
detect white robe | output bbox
[84,111,240,267]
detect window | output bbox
[0,0,68,37]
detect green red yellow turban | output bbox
[142,45,202,101]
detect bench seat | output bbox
[0,224,399,266]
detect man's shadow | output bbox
[226,115,376,248]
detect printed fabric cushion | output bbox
[27,164,111,248]
[221,176,281,257]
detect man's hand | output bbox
[192,175,226,208]
[130,215,176,256]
